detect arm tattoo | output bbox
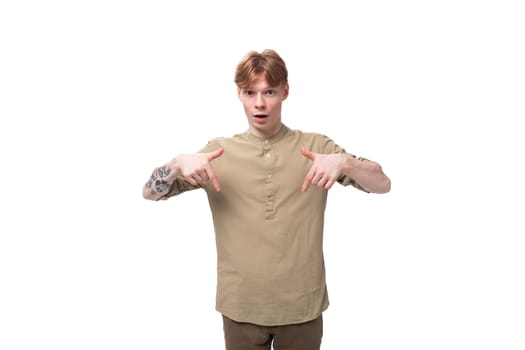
[155,179,170,193]
[146,165,173,195]
[156,166,171,178]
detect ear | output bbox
[281,83,289,101]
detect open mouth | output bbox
[253,114,269,123]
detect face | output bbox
[238,76,289,139]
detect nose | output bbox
[255,93,265,109]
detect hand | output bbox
[300,147,345,192]
[176,148,224,191]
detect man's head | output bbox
[235,50,289,139]
[235,50,288,89]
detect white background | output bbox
[1,1,524,349]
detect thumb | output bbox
[300,146,315,161]
[208,148,224,161]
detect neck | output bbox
[249,123,283,140]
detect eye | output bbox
[244,90,255,96]
[265,89,276,96]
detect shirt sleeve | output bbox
[315,134,370,193]
[158,177,200,200]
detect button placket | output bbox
[263,142,275,219]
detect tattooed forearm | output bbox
[155,179,170,193]
[156,166,171,178]
[145,165,174,195]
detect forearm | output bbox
[143,159,180,201]
[342,155,391,194]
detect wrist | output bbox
[168,157,182,178]
[341,154,359,175]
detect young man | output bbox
[143,50,390,350]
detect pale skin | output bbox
[299,147,390,193]
[143,149,224,201]
[143,76,390,200]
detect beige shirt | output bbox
[162,125,366,326]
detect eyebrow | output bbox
[244,86,281,91]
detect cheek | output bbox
[268,101,282,111]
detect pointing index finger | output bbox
[208,148,224,161]
[300,146,315,161]
[301,166,316,192]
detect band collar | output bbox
[244,124,290,145]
